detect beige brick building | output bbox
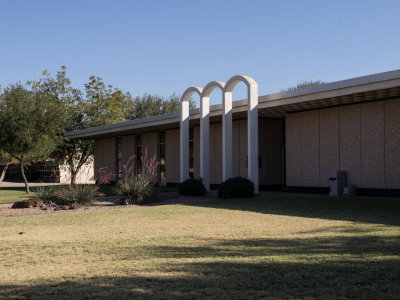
[66,69,400,196]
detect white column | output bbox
[222,91,233,181]
[247,83,259,193]
[200,95,210,190]
[224,75,259,193]
[180,99,190,182]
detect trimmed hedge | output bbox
[179,178,207,196]
[218,177,254,198]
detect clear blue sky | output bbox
[1,0,400,104]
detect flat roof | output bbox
[66,69,400,139]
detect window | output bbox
[136,135,142,176]
[116,137,122,179]
[159,131,166,185]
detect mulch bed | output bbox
[0,194,215,218]
[11,198,80,210]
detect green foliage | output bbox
[84,75,134,127]
[114,177,155,205]
[0,150,15,164]
[282,79,326,92]
[113,154,158,205]
[56,184,98,204]
[33,185,58,202]
[130,93,196,119]
[1,66,194,188]
[0,84,64,192]
[218,177,254,199]
[0,84,63,162]
[0,150,16,183]
[179,178,207,196]
[30,67,95,184]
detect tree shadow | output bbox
[0,186,27,192]
[135,235,400,259]
[2,235,400,299]
[180,195,400,226]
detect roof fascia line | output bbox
[262,69,400,102]
[65,69,400,139]
[65,116,181,139]
[260,77,400,109]
[65,111,180,137]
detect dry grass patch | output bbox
[0,194,399,299]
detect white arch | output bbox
[224,75,259,193]
[200,81,225,190]
[180,86,203,182]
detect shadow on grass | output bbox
[181,195,400,226]
[2,235,400,299]
[136,235,400,258]
[0,186,27,192]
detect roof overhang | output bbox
[65,69,400,139]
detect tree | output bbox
[30,67,92,185]
[0,84,63,192]
[30,68,135,185]
[0,85,11,184]
[28,67,195,185]
[84,76,134,127]
[0,150,15,183]
[282,80,326,92]
[130,92,195,119]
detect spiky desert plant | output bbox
[114,152,159,205]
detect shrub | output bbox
[114,177,155,205]
[56,184,98,204]
[33,185,58,202]
[218,177,254,199]
[179,178,206,196]
[111,153,159,205]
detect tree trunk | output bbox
[0,163,10,183]
[20,161,30,194]
[70,170,77,185]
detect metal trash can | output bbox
[329,171,346,197]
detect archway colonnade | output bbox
[180,75,259,193]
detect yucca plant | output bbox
[33,185,58,202]
[56,184,98,204]
[115,177,154,205]
[114,153,158,205]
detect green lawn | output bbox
[0,194,399,299]
[0,188,33,204]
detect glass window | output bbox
[116,137,122,179]
[159,131,166,185]
[136,135,142,176]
